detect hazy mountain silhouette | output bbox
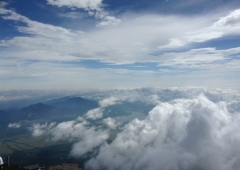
[1,96,98,122]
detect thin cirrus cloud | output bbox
[0,2,240,89]
[0,6,239,65]
[46,0,121,27]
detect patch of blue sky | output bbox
[64,60,160,71]
[149,45,194,56]
[150,36,240,57]
[63,60,202,76]
[190,36,240,50]
[103,0,240,15]
[0,17,28,39]
[14,0,98,31]
[3,0,74,28]
[227,53,240,60]
[158,67,201,76]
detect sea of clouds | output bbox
[9,87,240,170]
[87,94,240,170]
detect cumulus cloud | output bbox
[8,122,21,128]
[50,119,109,157]
[103,118,119,130]
[29,117,109,157]
[86,94,240,170]
[70,128,109,157]
[85,97,119,120]
[29,122,56,137]
[99,97,118,107]
[85,108,103,120]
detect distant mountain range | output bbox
[0,96,98,128]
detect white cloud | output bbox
[85,97,119,120]
[158,47,240,68]
[185,9,240,43]
[46,0,121,27]
[49,121,77,141]
[158,38,186,49]
[47,0,103,11]
[86,94,240,170]
[8,123,21,128]
[50,119,109,157]
[29,122,56,137]
[0,7,239,66]
[99,97,118,107]
[29,117,109,157]
[103,117,119,129]
[87,87,240,106]
[1,7,240,89]
[96,16,122,28]
[70,128,109,157]
[214,9,240,27]
[0,95,30,102]
[85,108,103,120]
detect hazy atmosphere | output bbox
[1,0,240,170]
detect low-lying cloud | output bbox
[85,97,119,120]
[29,117,109,157]
[8,122,21,128]
[103,117,119,130]
[86,94,240,170]
[24,88,240,169]
[29,122,56,137]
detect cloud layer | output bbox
[85,97,118,120]
[29,117,109,157]
[0,4,240,89]
[86,94,240,170]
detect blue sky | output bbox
[0,0,240,90]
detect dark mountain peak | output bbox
[20,103,54,113]
[65,97,89,103]
[45,96,98,107]
[44,96,75,105]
